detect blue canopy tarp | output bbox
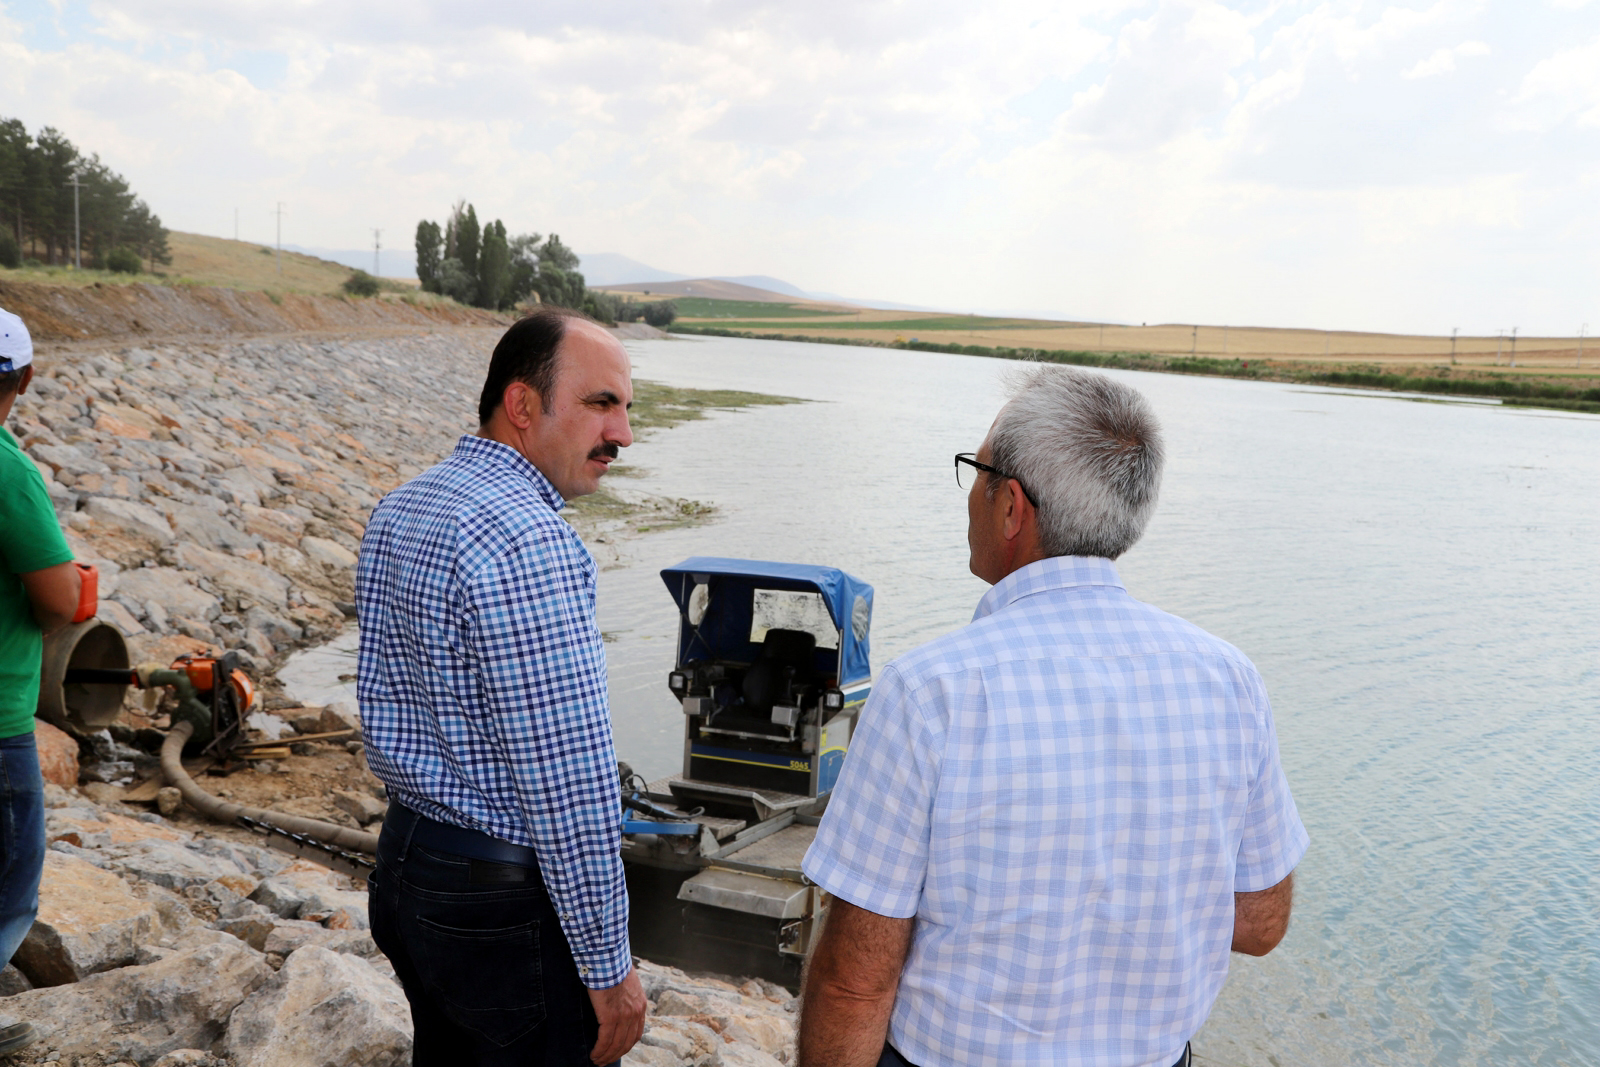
[659,557,873,688]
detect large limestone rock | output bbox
[0,936,271,1063]
[301,535,358,571]
[13,851,160,986]
[165,501,263,556]
[251,860,370,928]
[85,497,174,561]
[103,837,246,890]
[225,946,412,1067]
[33,721,79,790]
[169,542,291,609]
[118,566,220,623]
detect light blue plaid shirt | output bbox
[356,435,630,987]
[804,555,1308,1067]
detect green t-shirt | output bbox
[0,425,73,738]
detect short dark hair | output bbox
[0,367,25,399]
[477,307,601,425]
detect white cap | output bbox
[0,308,31,374]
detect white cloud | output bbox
[1505,36,1600,129]
[0,0,1594,334]
[1402,39,1491,78]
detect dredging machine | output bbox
[617,557,874,986]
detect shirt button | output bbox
[562,912,573,920]
[579,966,590,975]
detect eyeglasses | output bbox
[954,453,1038,508]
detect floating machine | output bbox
[621,558,873,986]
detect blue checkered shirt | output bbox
[803,556,1308,1067]
[356,435,630,987]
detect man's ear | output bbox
[17,365,33,396]
[502,381,535,430]
[1001,479,1032,541]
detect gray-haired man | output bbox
[799,366,1308,1067]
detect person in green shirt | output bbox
[0,307,80,1058]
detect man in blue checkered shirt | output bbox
[358,308,646,1066]
[799,367,1308,1067]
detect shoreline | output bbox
[669,325,1600,414]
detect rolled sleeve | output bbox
[803,665,943,918]
[463,532,631,987]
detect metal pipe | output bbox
[160,721,378,854]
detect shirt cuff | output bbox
[568,934,634,989]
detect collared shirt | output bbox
[803,555,1308,1067]
[356,435,630,988]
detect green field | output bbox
[669,297,851,319]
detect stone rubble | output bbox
[13,332,506,681]
[6,328,798,1064]
[2,782,797,1066]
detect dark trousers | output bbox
[0,734,45,968]
[369,805,608,1066]
[878,1040,1192,1067]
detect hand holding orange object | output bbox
[70,562,98,624]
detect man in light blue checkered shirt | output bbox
[800,367,1308,1067]
[358,308,646,1066]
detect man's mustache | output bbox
[589,443,620,462]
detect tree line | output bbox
[0,117,171,272]
[414,202,674,326]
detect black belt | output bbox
[388,802,544,875]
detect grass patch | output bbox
[627,378,804,432]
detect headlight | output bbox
[822,689,845,712]
[668,671,688,698]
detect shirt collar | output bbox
[451,435,567,512]
[972,555,1126,622]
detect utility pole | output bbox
[1098,323,1104,350]
[1222,325,1229,356]
[1325,330,1330,358]
[274,202,285,275]
[372,229,382,276]
[1578,324,1587,369]
[1495,330,1503,366]
[1450,327,1458,366]
[68,169,82,269]
[1191,324,1197,357]
[1510,326,1519,368]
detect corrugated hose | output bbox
[160,720,379,854]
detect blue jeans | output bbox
[0,733,45,969]
[368,806,608,1067]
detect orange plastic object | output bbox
[70,562,98,623]
[168,653,254,711]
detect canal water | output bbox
[598,336,1600,1067]
[284,333,1599,1065]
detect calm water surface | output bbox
[594,336,1599,1067]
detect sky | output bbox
[2,0,1597,335]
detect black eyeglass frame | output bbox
[954,452,1038,508]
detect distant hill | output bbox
[577,253,689,287]
[598,278,850,306]
[284,244,417,280]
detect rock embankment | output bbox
[4,783,797,1066]
[12,329,506,687]
[0,280,505,343]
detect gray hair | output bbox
[986,365,1164,559]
